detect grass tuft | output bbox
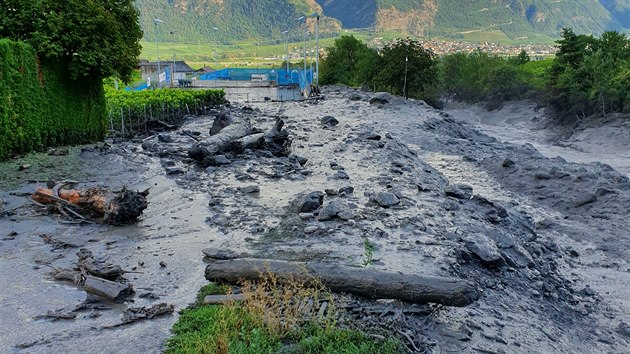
[166,271,402,354]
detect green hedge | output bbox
[0,39,106,160]
[105,88,225,134]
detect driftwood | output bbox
[205,258,480,307]
[52,269,133,302]
[81,275,133,302]
[189,118,292,165]
[227,118,291,157]
[188,119,252,162]
[32,186,149,224]
[77,248,125,280]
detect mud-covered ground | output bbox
[1,87,629,353]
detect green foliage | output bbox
[136,0,320,44]
[0,40,106,161]
[105,88,225,132]
[438,50,543,105]
[166,282,402,354]
[0,0,142,82]
[548,29,630,117]
[362,239,374,267]
[374,38,439,101]
[319,35,380,87]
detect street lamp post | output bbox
[403,56,408,100]
[297,16,306,76]
[170,30,176,87]
[282,30,289,76]
[308,13,320,88]
[154,18,164,88]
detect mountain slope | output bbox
[137,0,333,43]
[136,0,630,43]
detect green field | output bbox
[140,30,373,69]
[140,27,555,69]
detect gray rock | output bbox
[292,155,308,166]
[304,226,319,234]
[362,132,381,141]
[202,248,240,260]
[338,211,354,221]
[373,192,400,208]
[347,92,363,101]
[299,192,325,213]
[205,155,231,167]
[574,192,597,207]
[370,92,392,105]
[502,158,515,168]
[338,186,355,195]
[464,234,506,268]
[210,113,233,135]
[444,184,473,200]
[165,166,185,175]
[318,199,349,221]
[158,134,174,143]
[501,244,534,268]
[325,189,339,196]
[240,185,260,194]
[333,171,350,180]
[535,173,552,180]
[321,116,339,126]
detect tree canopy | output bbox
[319,35,380,87]
[0,0,143,83]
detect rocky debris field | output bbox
[1,86,629,353]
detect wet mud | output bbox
[1,87,629,353]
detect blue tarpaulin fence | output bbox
[199,68,313,89]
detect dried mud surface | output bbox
[0,87,629,353]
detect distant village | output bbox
[370,38,558,59]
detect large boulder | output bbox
[373,192,400,208]
[299,192,325,213]
[318,199,349,221]
[444,184,474,200]
[463,234,505,268]
[370,92,392,105]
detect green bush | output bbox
[0,39,106,161]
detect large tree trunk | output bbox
[32,187,148,224]
[205,258,480,307]
[188,119,252,162]
[226,118,291,157]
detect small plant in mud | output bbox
[362,239,374,268]
[166,269,401,354]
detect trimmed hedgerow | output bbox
[0,39,106,160]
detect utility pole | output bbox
[170,30,176,87]
[314,14,320,87]
[282,30,289,79]
[154,18,164,88]
[403,56,408,100]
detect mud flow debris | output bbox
[1,87,629,353]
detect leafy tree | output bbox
[319,35,380,87]
[548,28,629,118]
[0,0,142,83]
[374,38,438,100]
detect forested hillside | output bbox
[136,0,630,42]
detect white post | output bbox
[315,15,320,87]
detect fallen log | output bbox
[188,119,252,163]
[80,275,134,302]
[205,258,480,307]
[226,118,291,157]
[32,187,149,224]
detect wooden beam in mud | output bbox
[205,258,480,307]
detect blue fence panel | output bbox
[199,68,310,85]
